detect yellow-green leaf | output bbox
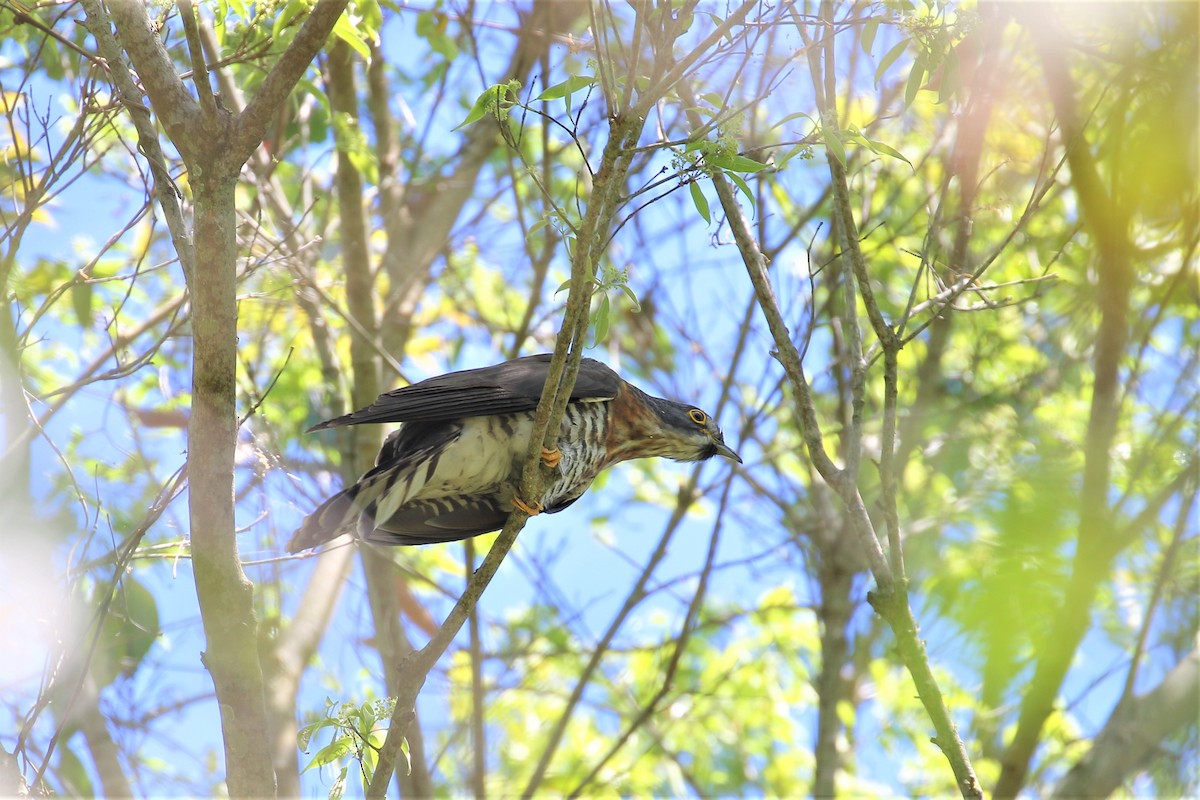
[332,15,371,60]
[689,180,711,224]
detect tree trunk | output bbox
[189,168,276,797]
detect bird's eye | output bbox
[688,409,707,425]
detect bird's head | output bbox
[635,395,742,465]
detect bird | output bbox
[287,354,740,552]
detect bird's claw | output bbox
[540,447,562,469]
[512,495,544,516]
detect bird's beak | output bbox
[713,441,742,464]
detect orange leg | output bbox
[540,447,562,469]
[512,495,544,515]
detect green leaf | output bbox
[843,126,871,150]
[775,143,812,169]
[360,0,383,32]
[306,98,329,143]
[677,8,694,35]
[875,39,908,86]
[820,127,846,167]
[332,15,371,60]
[90,575,161,688]
[771,110,815,132]
[453,84,512,131]
[58,746,94,797]
[302,737,354,772]
[526,217,549,241]
[728,154,769,172]
[689,180,711,224]
[271,0,305,42]
[726,170,756,208]
[415,8,440,36]
[706,153,768,173]
[416,9,457,59]
[904,57,926,107]
[330,765,348,800]
[593,294,610,344]
[429,33,458,60]
[867,138,914,170]
[536,74,596,102]
[71,281,92,326]
[227,0,249,22]
[399,736,412,777]
[938,45,961,104]
[862,17,880,55]
[333,111,379,185]
[298,718,336,753]
[619,283,641,311]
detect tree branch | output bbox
[1052,648,1200,798]
[80,0,193,276]
[232,0,351,164]
[99,0,204,160]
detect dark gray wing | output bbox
[310,354,621,430]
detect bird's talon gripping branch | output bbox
[540,446,563,469]
[511,495,544,516]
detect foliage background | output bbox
[0,0,1195,797]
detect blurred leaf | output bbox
[937,44,961,104]
[876,39,909,86]
[618,282,640,311]
[862,17,881,55]
[904,56,926,107]
[416,9,457,59]
[332,15,371,60]
[330,766,348,800]
[272,0,305,41]
[593,293,610,344]
[820,126,846,167]
[726,170,756,206]
[771,109,815,132]
[689,180,711,224]
[303,738,353,772]
[454,82,518,131]
[537,74,596,102]
[867,137,914,169]
[706,153,768,173]
[58,745,94,798]
[90,575,160,688]
[71,282,92,326]
[332,111,378,185]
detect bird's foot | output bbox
[540,447,562,469]
[512,495,544,516]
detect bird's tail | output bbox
[287,485,364,553]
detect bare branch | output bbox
[1053,648,1200,799]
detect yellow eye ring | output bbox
[688,409,707,425]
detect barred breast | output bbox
[535,400,612,511]
[420,400,610,514]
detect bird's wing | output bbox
[310,354,621,430]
